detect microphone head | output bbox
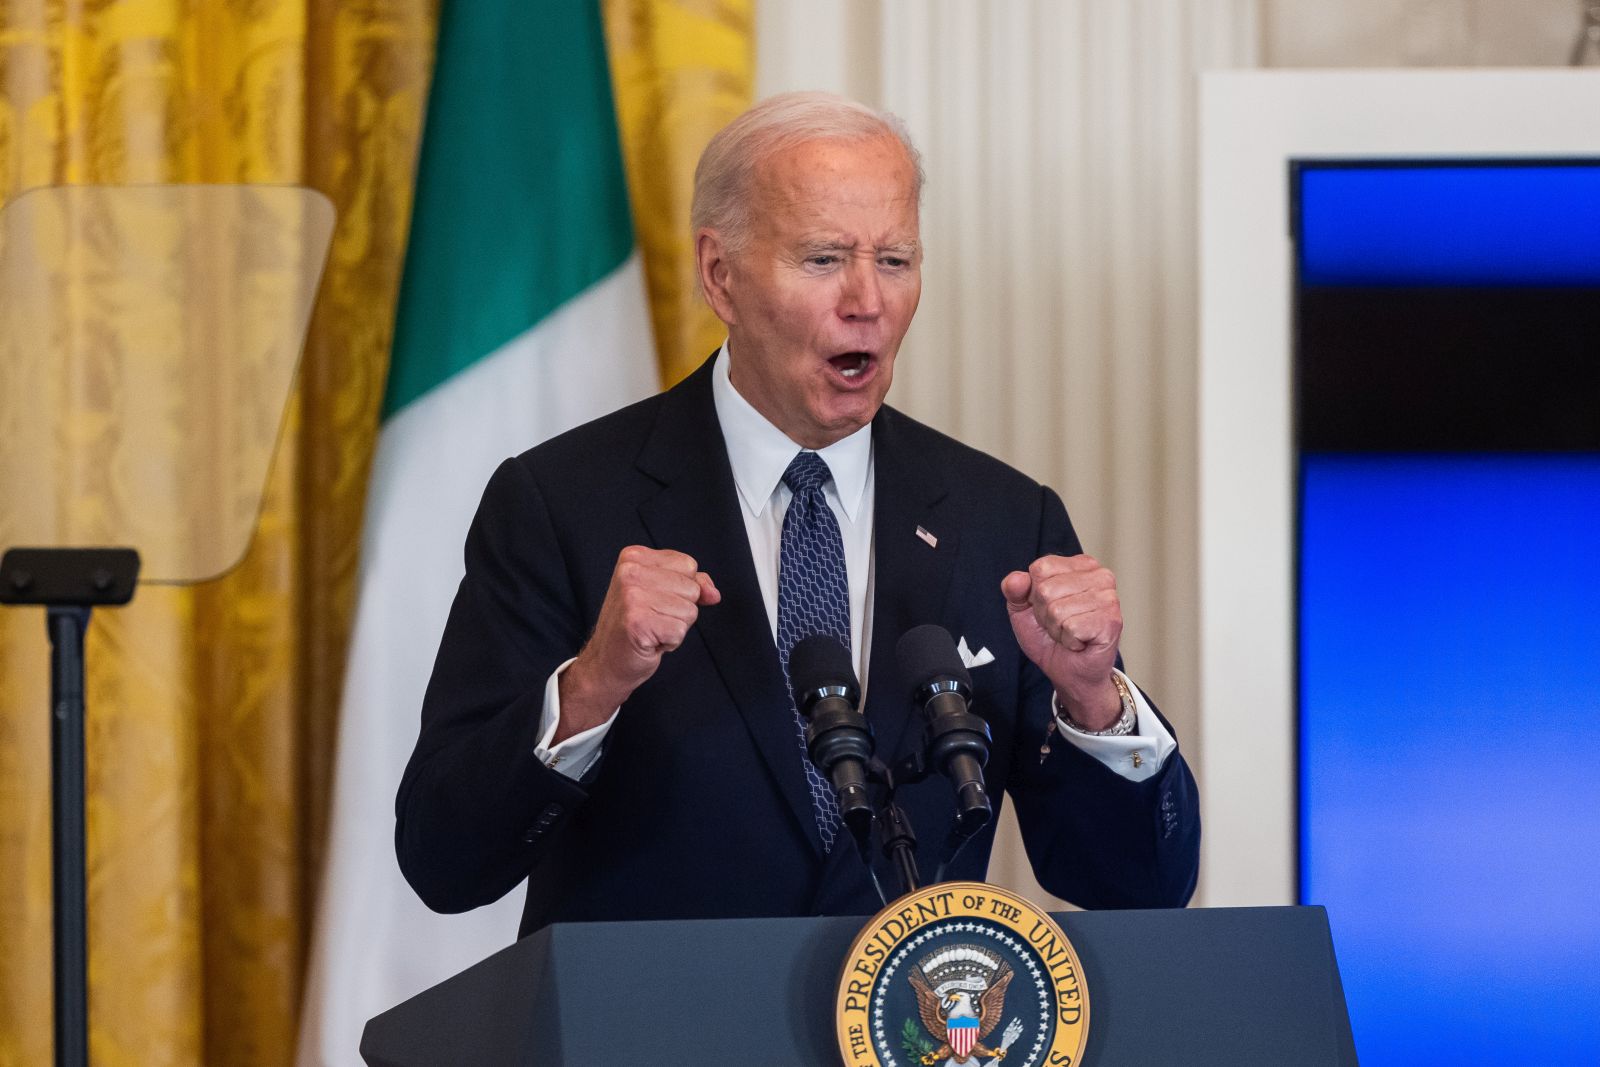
[895,624,972,690]
[789,634,859,709]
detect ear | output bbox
[695,229,737,326]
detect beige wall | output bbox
[754,0,1584,906]
[1263,0,1584,66]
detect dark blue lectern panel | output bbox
[1295,161,1600,1067]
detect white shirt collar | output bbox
[711,342,873,522]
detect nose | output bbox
[837,255,883,321]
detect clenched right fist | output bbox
[554,546,720,743]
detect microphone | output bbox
[789,635,876,844]
[895,624,993,835]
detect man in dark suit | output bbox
[396,93,1199,936]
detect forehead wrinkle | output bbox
[783,184,918,215]
[745,138,922,251]
[756,148,918,202]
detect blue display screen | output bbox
[1296,161,1600,1066]
[1299,164,1600,286]
[1300,455,1600,1066]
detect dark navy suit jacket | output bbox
[396,358,1200,937]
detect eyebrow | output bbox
[798,238,921,256]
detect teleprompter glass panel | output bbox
[0,185,334,583]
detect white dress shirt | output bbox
[533,344,1176,782]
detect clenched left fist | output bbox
[1001,554,1124,731]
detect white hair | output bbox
[690,91,925,254]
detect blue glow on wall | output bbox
[1299,164,1600,286]
[1299,455,1600,1066]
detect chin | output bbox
[812,404,879,445]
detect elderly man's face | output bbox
[702,133,922,450]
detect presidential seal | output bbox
[836,883,1089,1067]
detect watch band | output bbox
[1060,672,1137,737]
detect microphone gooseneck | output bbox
[895,624,994,836]
[789,634,876,845]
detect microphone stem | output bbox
[933,824,981,885]
[866,864,890,908]
[893,845,920,896]
[881,800,921,895]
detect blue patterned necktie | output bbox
[776,450,850,851]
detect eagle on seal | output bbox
[908,956,1015,1065]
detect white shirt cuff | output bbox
[1051,669,1176,783]
[535,657,620,780]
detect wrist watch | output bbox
[1061,673,1137,737]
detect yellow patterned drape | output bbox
[605,0,754,386]
[0,2,433,1065]
[0,1,748,1064]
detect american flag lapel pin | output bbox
[915,525,938,548]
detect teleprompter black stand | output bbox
[0,548,140,1067]
[361,905,1358,1066]
[0,184,335,1067]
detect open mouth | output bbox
[829,352,873,379]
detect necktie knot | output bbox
[782,450,833,496]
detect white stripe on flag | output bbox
[295,256,655,1066]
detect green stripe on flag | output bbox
[384,0,636,418]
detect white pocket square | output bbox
[957,636,995,669]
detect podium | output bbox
[361,905,1357,1066]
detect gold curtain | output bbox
[0,1,748,1064]
[0,2,433,1064]
[605,0,754,386]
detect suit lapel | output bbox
[813,407,961,901]
[862,407,959,768]
[635,360,826,856]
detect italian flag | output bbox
[295,2,657,1062]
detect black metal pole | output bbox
[880,801,921,897]
[48,605,90,1067]
[2,548,138,1067]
